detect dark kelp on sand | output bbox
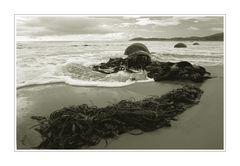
[31,85,203,149]
[93,43,211,82]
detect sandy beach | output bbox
[16,65,224,149]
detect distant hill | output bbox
[130,32,224,41]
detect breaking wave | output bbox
[17,62,154,89]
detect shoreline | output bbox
[16,65,223,149]
[16,64,222,90]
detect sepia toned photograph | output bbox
[15,15,224,150]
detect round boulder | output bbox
[174,43,187,48]
[193,42,200,45]
[124,43,150,55]
[176,61,193,68]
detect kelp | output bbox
[31,85,203,149]
[92,43,211,82]
[145,61,211,82]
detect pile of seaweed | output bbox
[146,61,211,82]
[31,85,203,149]
[93,43,211,82]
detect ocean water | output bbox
[16,41,223,88]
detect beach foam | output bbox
[17,62,154,88]
[17,75,154,89]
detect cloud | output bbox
[187,26,200,31]
[119,22,132,28]
[211,27,223,31]
[133,16,220,27]
[176,16,217,22]
[135,17,180,26]
[17,16,123,36]
[16,16,224,41]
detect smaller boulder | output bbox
[193,42,200,45]
[174,43,187,48]
[176,61,193,68]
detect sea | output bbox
[16,41,224,88]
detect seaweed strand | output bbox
[31,85,203,149]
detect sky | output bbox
[16,15,224,41]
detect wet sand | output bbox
[16,65,224,149]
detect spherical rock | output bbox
[176,61,193,68]
[174,43,187,48]
[193,42,200,45]
[124,43,150,55]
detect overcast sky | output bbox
[16,15,224,41]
